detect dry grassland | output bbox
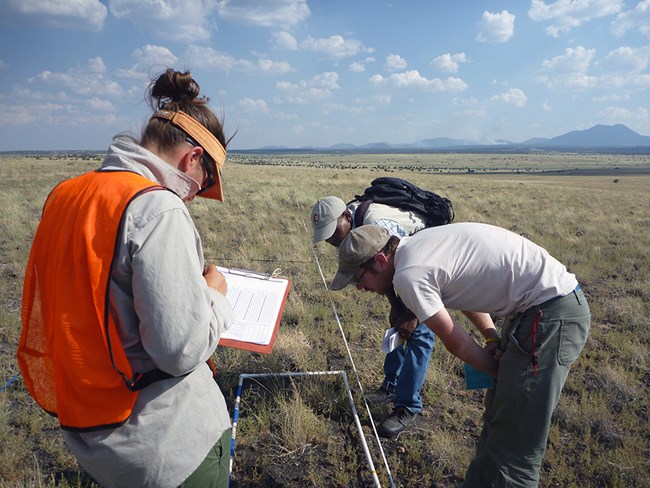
[1,152,649,487]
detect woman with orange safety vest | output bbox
[18,68,235,487]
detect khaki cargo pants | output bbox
[463,287,591,488]
[179,428,231,488]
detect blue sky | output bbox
[0,0,649,151]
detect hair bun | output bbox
[176,78,200,102]
[149,69,202,109]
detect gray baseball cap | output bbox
[330,225,391,290]
[310,196,347,244]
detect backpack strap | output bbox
[353,199,372,226]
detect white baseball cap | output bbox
[310,196,347,244]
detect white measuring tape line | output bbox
[307,227,397,488]
[229,370,382,487]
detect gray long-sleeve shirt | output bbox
[63,136,234,488]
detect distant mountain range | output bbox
[520,124,650,147]
[253,124,650,152]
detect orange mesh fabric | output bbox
[18,171,162,430]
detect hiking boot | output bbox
[366,386,396,405]
[377,407,417,438]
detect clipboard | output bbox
[217,267,291,354]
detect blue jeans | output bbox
[382,322,435,413]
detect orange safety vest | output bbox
[18,170,167,431]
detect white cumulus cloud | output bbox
[132,45,179,68]
[185,46,237,72]
[6,0,107,31]
[275,72,340,104]
[185,46,292,74]
[599,106,649,122]
[600,46,649,72]
[300,35,366,59]
[116,44,178,83]
[370,70,467,93]
[529,0,623,37]
[257,58,293,74]
[476,10,515,43]
[612,0,650,38]
[88,97,116,112]
[432,53,467,73]
[0,102,66,125]
[109,0,216,43]
[239,98,269,113]
[491,88,527,107]
[311,72,340,90]
[385,54,407,72]
[216,0,310,27]
[271,31,298,50]
[540,46,598,89]
[28,57,123,97]
[593,93,631,102]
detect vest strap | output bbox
[128,358,219,391]
[128,369,175,391]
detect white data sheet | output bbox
[217,267,290,352]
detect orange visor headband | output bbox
[151,109,226,201]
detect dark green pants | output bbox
[179,428,231,488]
[463,287,590,488]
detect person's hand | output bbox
[484,340,503,361]
[389,301,418,340]
[203,263,228,296]
[389,300,413,325]
[395,316,418,340]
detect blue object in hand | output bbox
[464,363,495,390]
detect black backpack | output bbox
[350,177,454,229]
